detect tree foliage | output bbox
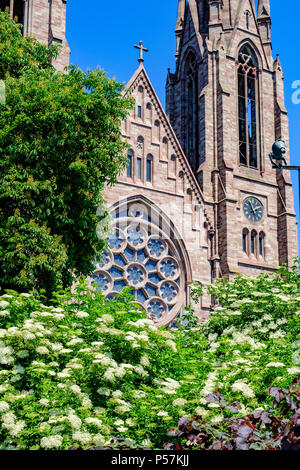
[0,11,132,295]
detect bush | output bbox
[0,283,183,449]
[0,262,299,450]
[165,379,300,450]
[171,261,300,424]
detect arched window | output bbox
[13,0,24,28]
[154,120,160,140]
[0,1,10,14]
[242,228,249,253]
[162,137,168,159]
[1,1,25,32]
[251,230,257,255]
[127,150,133,177]
[146,103,152,121]
[184,51,198,172]
[246,12,250,30]
[146,155,153,182]
[137,157,142,180]
[259,232,265,257]
[91,197,191,327]
[238,45,259,169]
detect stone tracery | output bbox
[91,199,187,326]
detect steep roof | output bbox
[123,63,213,230]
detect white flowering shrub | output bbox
[172,261,300,425]
[0,284,183,449]
[0,261,299,450]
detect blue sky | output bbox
[66,0,300,253]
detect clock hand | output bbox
[249,201,255,214]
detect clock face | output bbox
[243,197,264,223]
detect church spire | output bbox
[257,0,271,17]
[175,0,186,60]
[257,0,272,57]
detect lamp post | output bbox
[269,140,300,213]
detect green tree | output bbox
[0,12,132,296]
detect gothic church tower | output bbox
[1,0,70,70]
[166,0,298,278]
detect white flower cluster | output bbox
[40,435,63,449]
[0,342,14,365]
[111,398,132,414]
[172,398,187,407]
[200,372,219,397]
[72,431,92,445]
[68,413,82,430]
[232,380,255,399]
[165,340,177,352]
[155,378,181,395]
[127,319,156,331]
[157,411,169,417]
[1,412,26,437]
[85,417,103,429]
[287,366,300,375]
[0,401,10,412]
[266,362,285,368]
[229,331,265,350]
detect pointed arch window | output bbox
[242,228,249,254]
[137,157,142,180]
[251,230,258,255]
[127,150,133,178]
[1,1,10,14]
[245,12,250,30]
[1,1,25,32]
[238,45,259,169]
[184,51,198,172]
[259,232,265,257]
[146,155,153,182]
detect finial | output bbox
[134,41,149,64]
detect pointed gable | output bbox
[257,0,271,18]
[120,63,213,230]
[181,2,198,49]
[230,0,260,37]
[226,0,272,69]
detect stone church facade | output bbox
[2,0,298,325]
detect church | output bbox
[2,1,298,325]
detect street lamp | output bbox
[269,139,300,212]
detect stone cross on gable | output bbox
[134,41,148,63]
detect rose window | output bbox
[91,202,186,326]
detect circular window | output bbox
[91,203,186,326]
